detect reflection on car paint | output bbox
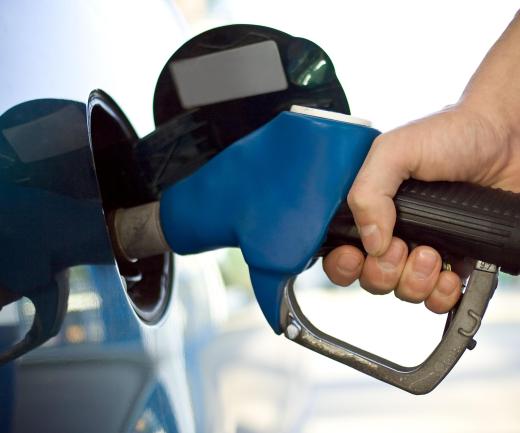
[0,98,189,432]
[0,99,114,363]
[0,2,202,431]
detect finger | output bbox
[347,133,411,257]
[359,237,408,294]
[425,271,462,313]
[395,246,442,303]
[322,245,365,286]
[347,109,489,258]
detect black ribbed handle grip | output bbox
[320,179,520,275]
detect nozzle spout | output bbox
[110,201,171,261]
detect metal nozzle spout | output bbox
[109,201,171,261]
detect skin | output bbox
[324,11,520,313]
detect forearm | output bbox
[460,11,520,140]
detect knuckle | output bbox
[425,298,442,313]
[360,277,394,295]
[330,278,351,288]
[371,135,386,150]
[324,263,357,287]
[425,296,451,314]
[394,289,424,304]
[347,185,371,213]
[395,281,430,303]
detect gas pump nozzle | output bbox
[110,104,518,394]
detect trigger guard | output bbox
[279,261,498,394]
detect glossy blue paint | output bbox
[0,97,184,433]
[0,2,199,432]
[160,111,380,332]
[0,100,113,363]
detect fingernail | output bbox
[337,253,362,275]
[412,250,438,279]
[377,241,404,271]
[359,224,381,255]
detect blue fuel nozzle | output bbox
[159,108,379,332]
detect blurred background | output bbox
[170,1,520,433]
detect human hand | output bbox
[323,11,520,312]
[324,104,520,312]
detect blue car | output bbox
[0,2,225,432]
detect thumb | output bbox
[347,126,418,257]
[348,106,510,256]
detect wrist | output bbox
[454,98,520,191]
[456,97,515,150]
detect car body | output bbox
[0,2,223,432]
